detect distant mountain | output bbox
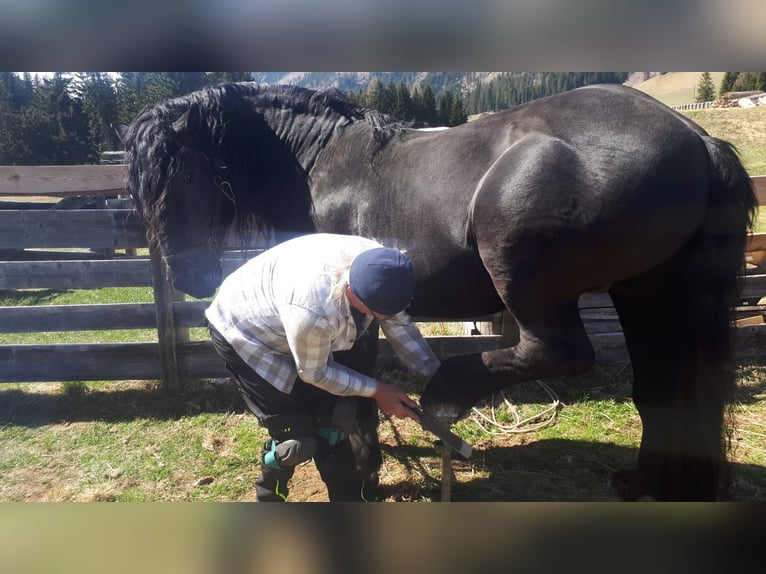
[250,72,502,97]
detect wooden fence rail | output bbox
[1,165,766,390]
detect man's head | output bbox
[349,247,415,316]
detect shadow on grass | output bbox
[379,438,766,502]
[0,288,72,306]
[0,379,246,427]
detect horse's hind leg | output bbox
[609,257,729,501]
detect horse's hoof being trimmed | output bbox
[420,401,465,424]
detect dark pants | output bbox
[209,325,372,502]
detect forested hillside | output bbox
[0,72,251,165]
[2,72,762,165]
[252,71,630,113]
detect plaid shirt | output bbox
[205,233,441,397]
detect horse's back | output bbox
[465,85,711,298]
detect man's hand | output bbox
[372,381,420,422]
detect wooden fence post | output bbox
[500,310,520,347]
[466,310,519,347]
[149,246,184,392]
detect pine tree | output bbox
[381,80,397,116]
[74,73,120,154]
[116,73,151,123]
[421,84,438,126]
[449,96,468,126]
[116,73,175,123]
[365,77,382,112]
[410,87,423,123]
[742,72,762,91]
[0,73,37,164]
[696,72,716,102]
[20,73,93,164]
[0,75,21,164]
[396,81,413,121]
[439,91,455,126]
[719,72,739,96]
[165,72,208,96]
[731,72,760,92]
[205,72,253,84]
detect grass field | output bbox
[1,362,764,502]
[634,72,726,107]
[682,106,766,177]
[1,85,766,502]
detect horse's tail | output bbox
[686,135,756,497]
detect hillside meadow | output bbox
[634,72,726,107]
[1,92,765,502]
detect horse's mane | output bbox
[235,83,408,158]
[237,83,407,137]
[121,82,405,242]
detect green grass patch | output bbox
[0,359,764,501]
[0,287,156,307]
[682,107,766,176]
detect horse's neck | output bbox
[258,106,352,172]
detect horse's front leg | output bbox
[421,302,594,421]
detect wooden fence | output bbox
[671,101,716,111]
[1,165,766,390]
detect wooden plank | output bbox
[752,175,766,206]
[168,337,508,380]
[0,165,126,197]
[588,332,629,363]
[740,274,766,301]
[0,343,162,382]
[177,341,230,378]
[578,292,613,309]
[178,333,507,377]
[744,249,766,270]
[414,313,501,324]
[0,336,504,383]
[735,315,764,327]
[5,282,744,337]
[0,259,153,290]
[587,323,766,364]
[0,209,146,250]
[174,300,210,327]
[221,254,258,277]
[4,322,766,384]
[0,303,158,333]
[0,250,120,262]
[376,335,503,370]
[746,233,766,253]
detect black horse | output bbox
[115,82,756,501]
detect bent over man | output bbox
[205,233,441,501]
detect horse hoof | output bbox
[420,401,464,424]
